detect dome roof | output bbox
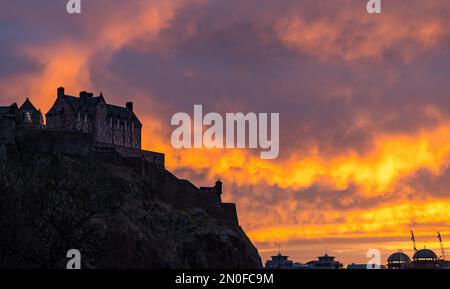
[413,249,438,260]
[387,252,411,263]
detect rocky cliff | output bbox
[0,144,262,269]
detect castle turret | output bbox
[199,179,239,224]
[199,179,223,202]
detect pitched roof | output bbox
[47,95,102,114]
[19,98,38,112]
[47,92,141,125]
[106,104,141,125]
[64,95,86,111]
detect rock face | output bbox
[0,148,262,269]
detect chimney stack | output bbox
[79,91,93,99]
[126,101,134,112]
[57,87,65,98]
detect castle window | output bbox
[77,112,81,122]
[125,121,127,131]
[84,114,88,123]
[131,122,134,132]
[109,118,113,128]
[23,112,32,123]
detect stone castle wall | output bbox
[14,129,164,169]
[5,125,241,227]
[15,129,93,156]
[221,203,239,225]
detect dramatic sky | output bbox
[2,0,450,265]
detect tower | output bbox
[215,179,223,202]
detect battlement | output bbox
[11,129,165,170]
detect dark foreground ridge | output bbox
[0,142,261,269]
[0,91,261,269]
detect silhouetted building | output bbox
[46,87,142,149]
[412,248,439,269]
[0,88,164,168]
[16,98,43,130]
[0,103,18,145]
[387,251,411,269]
[347,263,386,269]
[386,248,450,269]
[200,179,223,202]
[265,252,294,269]
[306,254,343,269]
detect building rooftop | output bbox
[413,248,438,261]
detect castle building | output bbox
[46,87,142,149]
[0,87,164,168]
[0,103,18,145]
[16,98,43,130]
[0,99,44,144]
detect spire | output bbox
[277,244,282,256]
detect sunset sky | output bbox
[2,0,450,265]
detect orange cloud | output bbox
[248,200,450,243]
[160,124,450,197]
[276,2,450,61]
[1,0,191,113]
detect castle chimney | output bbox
[79,91,88,99]
[79,91,93,99]
[126,102,134,112]
[57,87,65,98]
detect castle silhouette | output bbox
[0,87,240,223]
[0,87,164,167]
